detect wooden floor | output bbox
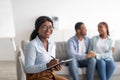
[0,61,17,80]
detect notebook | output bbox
[46,58,72,70]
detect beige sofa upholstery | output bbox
[16,40,120,80]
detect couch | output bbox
[16,40,120,80]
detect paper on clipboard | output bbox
[46,58,72,70]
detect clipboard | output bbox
[46,58,72,70]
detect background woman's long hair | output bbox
[30,16,53,41]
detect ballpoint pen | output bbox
[51,56,56,59]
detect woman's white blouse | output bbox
[24,36,56,73]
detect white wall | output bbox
[11,0,120,42]
[0,0,120,60]
[0,0,15,61]
[0,0,15,38]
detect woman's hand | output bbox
[53,64,62,71]
[86,51,96,58]
[47,59,62,71]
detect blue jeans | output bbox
[96,59,115,80]
[68,58,96,80]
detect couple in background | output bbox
[67,22,115,80]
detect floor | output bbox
[0,61,119,80]
[0,61,17,80]
[0,61,71,80]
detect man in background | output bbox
[67,22,96,80]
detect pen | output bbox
[51,56,56,59]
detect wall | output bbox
[11,0,120,42]
[0,0,120,60]
[0,0,15,61]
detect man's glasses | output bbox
[41,26,54,30]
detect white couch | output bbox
[16,40,120,80]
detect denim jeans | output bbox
[96,59,115,80]
[68,58,96,80]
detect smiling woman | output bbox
[24,16,68,80]
[90,22,115,80]
[30,16,53,40]
[38,21,54,39]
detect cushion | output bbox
[55,65,82,75]
[21,40,29,53]
[55,41,68,60]
[113,62,120,75]
[113,40,120,61]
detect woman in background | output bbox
[24,16,67,80]
[90,22,115,80]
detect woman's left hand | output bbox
[53,64,62,71]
